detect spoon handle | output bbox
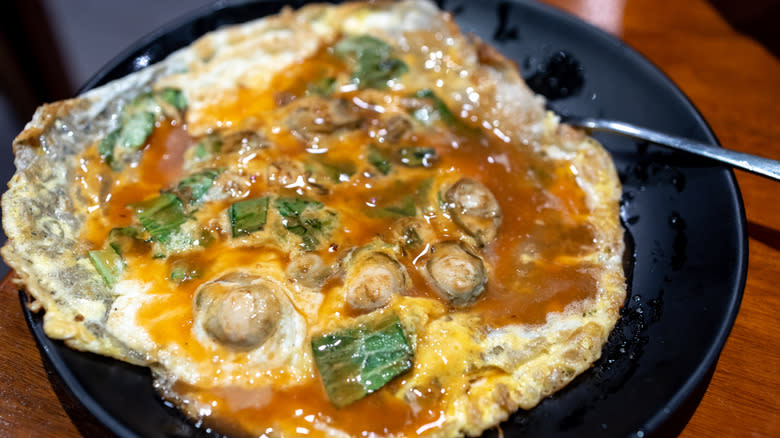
[567,117,780,182]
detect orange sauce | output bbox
[198,46,346,130]
[81,120,194,244]
[180,378,442,437]
[138,120,191,187]
[78,38,606,437]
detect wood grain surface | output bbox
[0,0,778,436]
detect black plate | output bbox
[22,1,747,437]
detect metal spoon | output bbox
[561,115,780,181]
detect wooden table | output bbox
[0,0,778,436]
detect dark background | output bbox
[0,0,777,279]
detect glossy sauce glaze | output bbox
[78,37,603,437]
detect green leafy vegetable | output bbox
[108,226,143,241]
[299,234,320,252]
[334,35,408,89]
[411,89,457,125]
[275,197,323,218]
[119,111,156,149]
[194,135,223,160]
[367,145,392,175]
[123,93,160,116]
[368,177,432,218]
[355,58,408,89]
[399,147,437,168]
[89,246,124,286]
[311,312,413,407]
[335,35,392,59]
[169,265,200,283]
[323,161,356,183]
[274,197,326,251]
[403,227,422,247]
[117,94,159,150]
[415,177,434,200]
[177,169,223,203]
[131,193,188,242]
[197,230,216,247]
[98,94,162,170]
[285,217,323,238]
[98,129,121,167]
[380,195,417,217]
[157,88,187,111]
[169,268,188,283]
[228,197,270,237]
[307,77,337,97]
[307,158,356,183]
[106,225,146,256]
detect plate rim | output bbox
[24,0,749,437]
[508,0,748,433]
[21,291,143,438]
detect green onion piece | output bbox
[169,268,187,283]
[157,88,187,111]
[334,35,407,89]
[198,230,216,247]
[284,222,308,237]
[124,93,160,116]
[98,129,120,167]
[107,225,146,255]
[300,234,320,252]
[412,89,457,125]
[415,177,434,200]
[312,313,413,407]
[275,197,323,218]
[323,161,356,183]
[177,169,223,203]
[292,218,324,251]
[368,177,431,218]
[355,57,408,89]
[307,77,337,97]
[194,143,208,159]
[381,195,417,217]
[194,135,222,160]
[119,111,155,149]
[308,158,356,183]
[169,265,200,283]
[403,227,422,247]
[368,195,417,218]
[367,145,392,175]
[108,226,142,240]
[275,197,325,251]
[334,35,392,59]
[399,147,437,168]
[413,89,437,100]
[89,246,124,286]
[228,197,270,237]
[132,193,188,242]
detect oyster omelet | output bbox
[1,0,626,436]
